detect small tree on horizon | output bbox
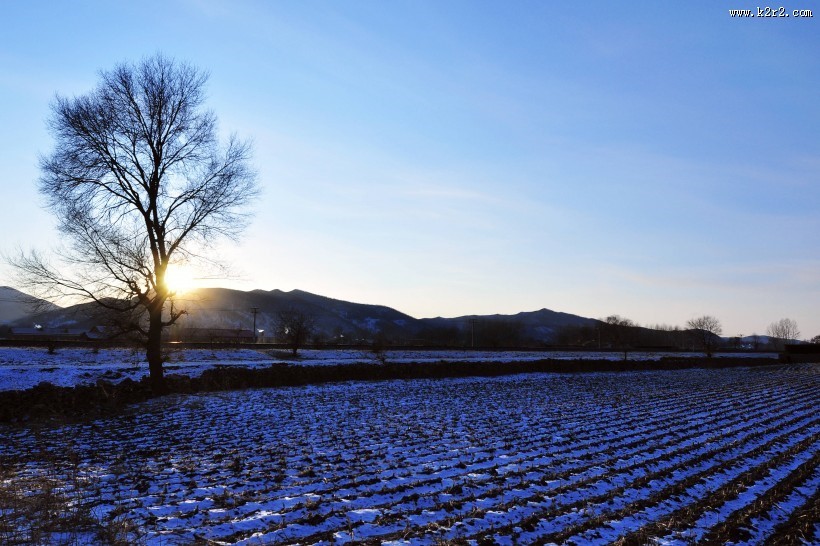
[766,318,800,351]
[600,315,636,360]
[10,54,258,394]
[686,315,723,357]
[275,308,316,355]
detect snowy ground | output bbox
[1,360,817,545]
[0,346,778,392]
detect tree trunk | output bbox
[147,305,166,395]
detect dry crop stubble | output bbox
[0,364,817,544]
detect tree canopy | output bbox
[13,54,258,392]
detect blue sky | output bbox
[1,1,818,338]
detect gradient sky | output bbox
[1,1,818,338]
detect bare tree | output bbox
[276,308,316,356]
[11,54,257,393]
[600,315,636,360]
[686,315,723,357]
[766,318,800,351]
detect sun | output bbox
[164,264,200,295]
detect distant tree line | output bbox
[554,315,810,355]
[272,313,811,355]
[554,319,692,352]
[6,309,813,357]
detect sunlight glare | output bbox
[164,265,200,294]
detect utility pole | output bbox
[469,318,478,348]
[250,307,259,343]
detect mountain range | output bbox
[1,286,596,345]
[0,286,59,324]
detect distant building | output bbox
[7,326,91,341]
[176,328,255,343]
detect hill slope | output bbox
[7,287,595,345]
[0,286,59,325]
[173,288,419,342]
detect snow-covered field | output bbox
[1,358,817,545]
[0,346,777,392]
